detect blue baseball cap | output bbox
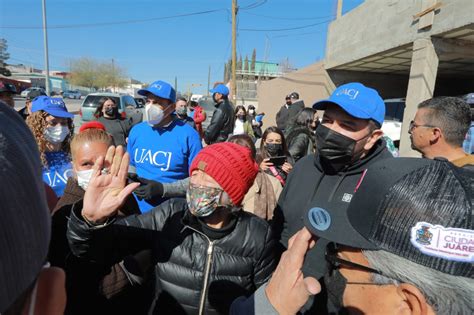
[31,96,74,119]
[138,80,176,103]
[210,84,229,96]
[312,82,385,126]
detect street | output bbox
[14,97,83,133]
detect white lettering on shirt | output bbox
[134,148,172,171]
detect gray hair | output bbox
[417,97,471,147]
[362,250,473,315]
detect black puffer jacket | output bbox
[67,198,277,315]
[204,100,234,144]
[286,126,315,162]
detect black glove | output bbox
[127,172,139,183]
[133,177,164,201]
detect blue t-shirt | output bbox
[43,151,73,197]
[127,119,202,212]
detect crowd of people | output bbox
[0,78,472,315]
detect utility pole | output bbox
[207,65,211,96]
[175,76,178,94]
[231,0,237,101]
[41,0,51,95]
[336,0,343,19]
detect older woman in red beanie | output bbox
[66,142,277,315]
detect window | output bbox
[82,95,120,108]
[124,96,137,108]
[384,101,405,122]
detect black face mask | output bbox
[105,107,117,117]
[324,268,349,314]
[315,125,369,173]
[265,143,282,156]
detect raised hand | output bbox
[82,145,140,224]
[265,227,321,315]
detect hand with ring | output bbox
[81,145,140,224]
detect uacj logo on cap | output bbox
[335,88,359,100]
[151,83,162,90]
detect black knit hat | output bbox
[0,102,51,312]
[304,158,473,277]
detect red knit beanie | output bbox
[189,142,258,206]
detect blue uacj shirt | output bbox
[43,151,73,197]
[127,119,202,212]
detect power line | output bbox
[239,19,332,32]
[242,11,335,21]
[0,8,226,30]
[240,0,268,10]
[270,29,327,39]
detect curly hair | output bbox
[25,111,74,167]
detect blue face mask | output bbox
[186,184,223,217]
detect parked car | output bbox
[63,90,82,99]
[20,87,46,98]
[80,93,143,123]
[381,98,405,147]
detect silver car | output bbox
[63,90,82,99]
[80,92,144,123]
[20,87,45,98]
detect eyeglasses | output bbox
[325,243,399,286]
[408,120,436,132]
[325,244,386,286]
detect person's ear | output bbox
[397,283,433,315]
[29,267,66,315]
[429,127,442,144]
[363,129,384,151]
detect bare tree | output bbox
[68,57,127,90]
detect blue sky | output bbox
[0,0,363,95]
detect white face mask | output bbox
[44,125,69,144]
[144,104,164,126]
[76,169,94,190]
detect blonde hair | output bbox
[25,111,73,166]
[70,128,113,161]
